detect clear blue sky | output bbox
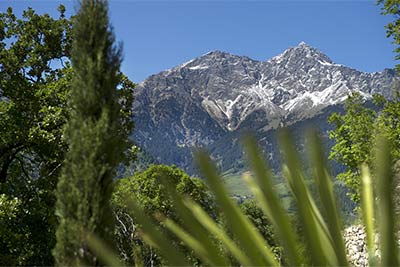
[2,0,397,82]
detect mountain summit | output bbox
[133,44,397,173]
[268,41,335,67]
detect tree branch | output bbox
[0,145,25,183]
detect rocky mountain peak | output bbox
[204,50,231,57]
[298,41,309,47]
[268,41,334,67]
[186,49,258,68]
[133,45,396,173]
[193,50,246,63]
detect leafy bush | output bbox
[112,164,216,265]
[240,199,283,263]
[329,93,400,204]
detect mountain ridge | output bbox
[156,42,390,77]
[132,42,397,174]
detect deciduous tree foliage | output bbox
[328,0,400,206]
[53,0,132,265]
[0,4,135,265]
[0,6,71,184]
[239,199,282,261]
[328,95,400,205]
[0,6,72,265]
[112,164,215,265]
[328,93,377,203]
[379,0,400,72]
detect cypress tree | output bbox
[53,0,126,265]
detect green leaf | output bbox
[308,130,348,266]
[162,217,220,266]
[184,199,254,266]
[375,136,399,266]
[360,164,378,266]
[86,234,124,266]
[279,128,338,265]
[157,175,230,266]
[242,135,304,266]
[196,151,280,266]
[125,198,190,266]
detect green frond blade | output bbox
[125,198,190,266]
[162,218,215,265]
[158,177,230,266]
[375,136,399,266]
[279,128,338,265]
[360,164,378,266]
[196,151,280,266]
[308,130,348,266]
[242,135,304,266]
[86,234,124,266]
[184,199,254,266]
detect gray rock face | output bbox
[344,225,369,267]
[344,225,382,267]
[133,42,397,174]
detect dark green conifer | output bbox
[53,0,127,265]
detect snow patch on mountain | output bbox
[189,64,209,70]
